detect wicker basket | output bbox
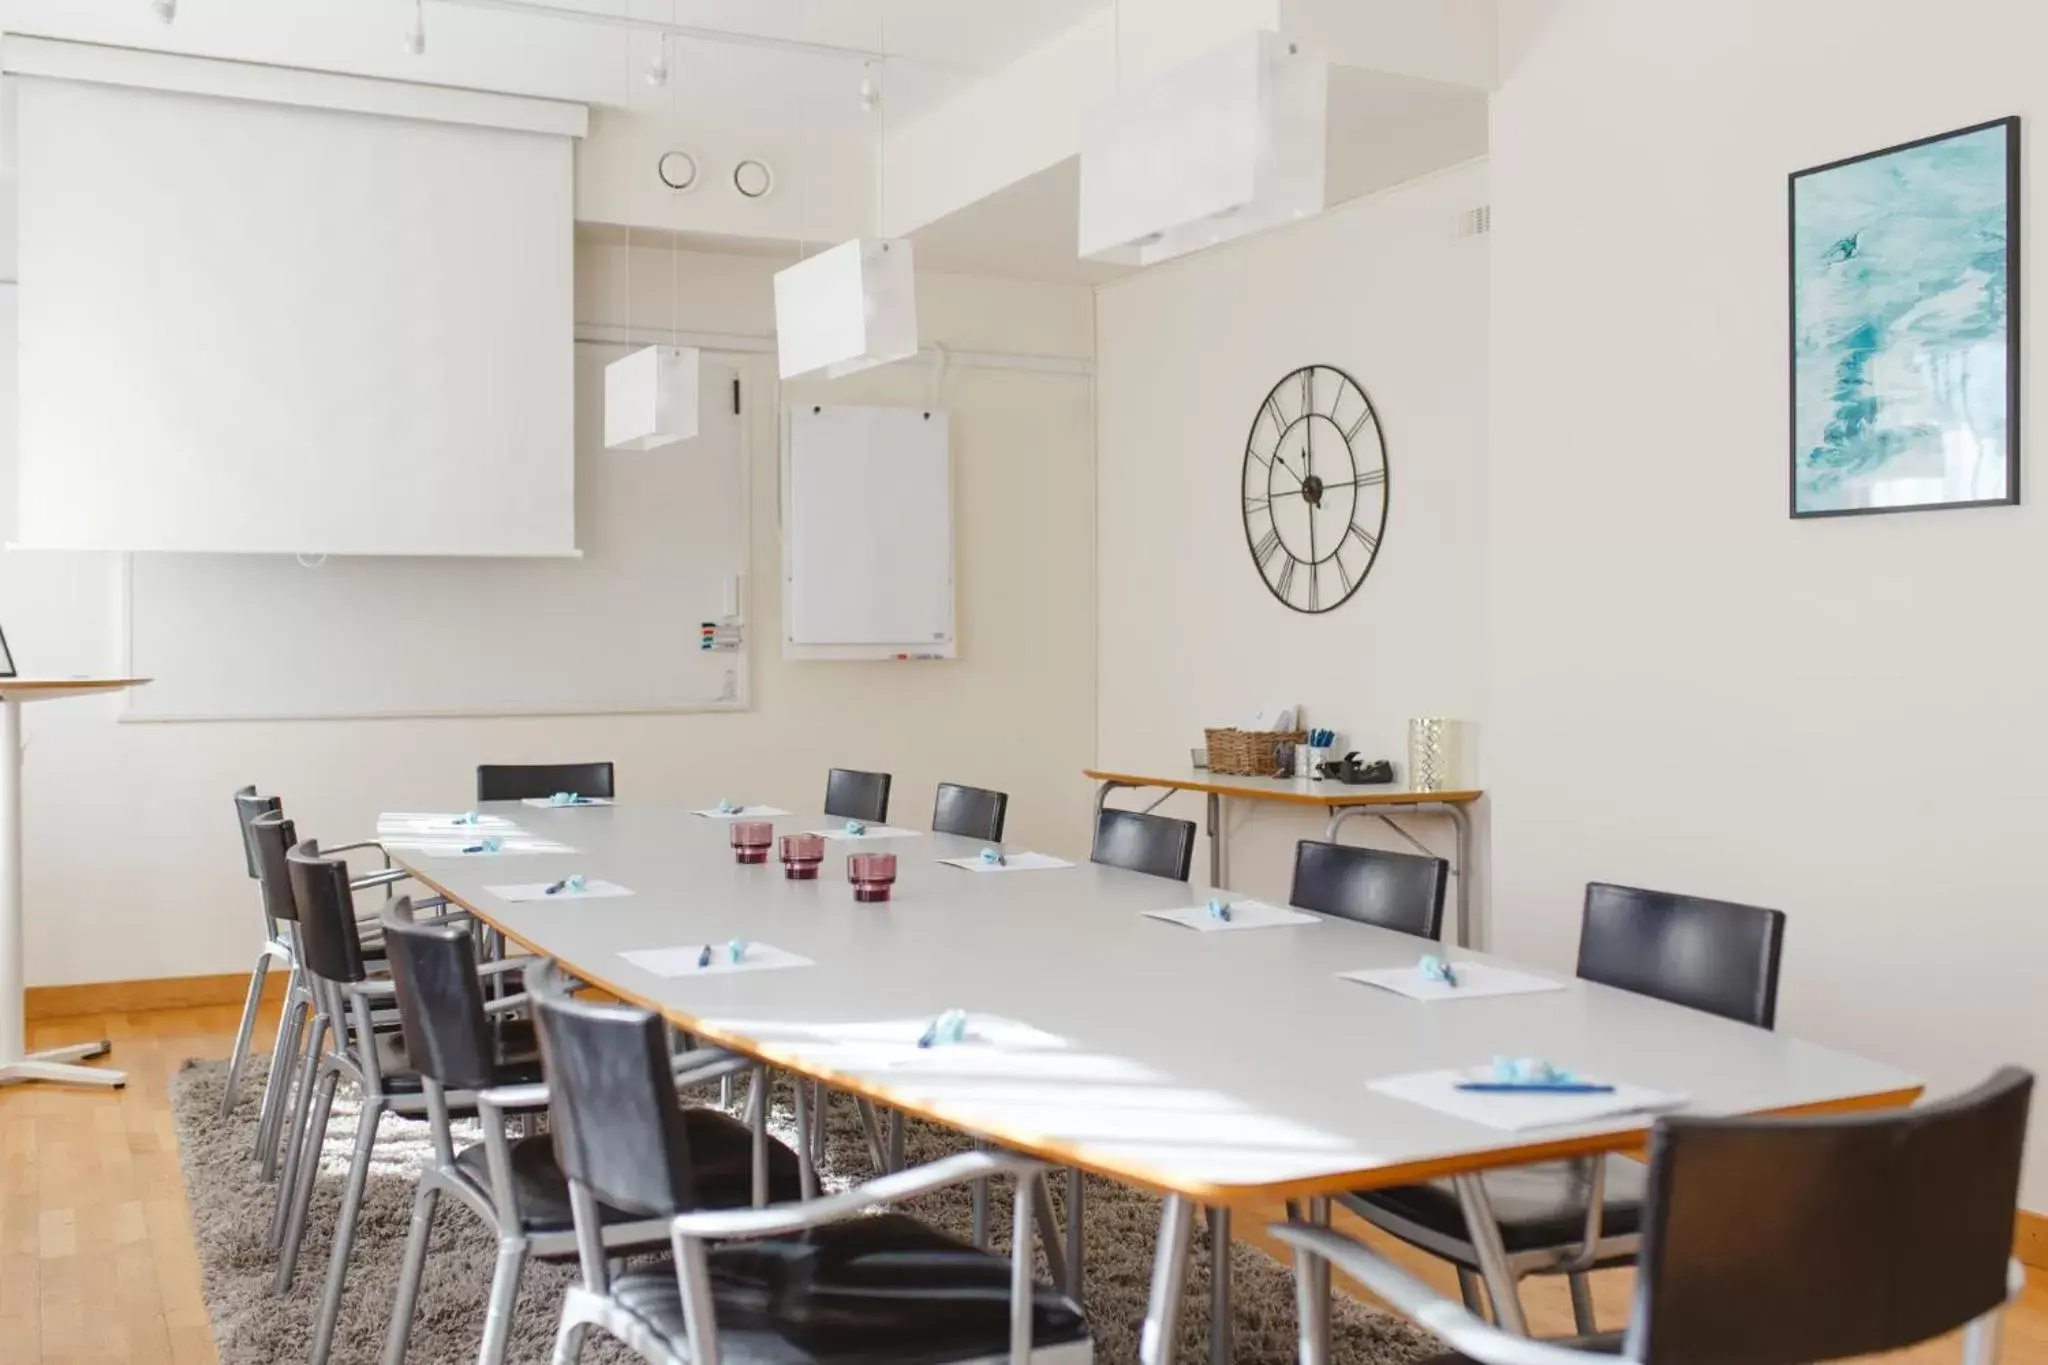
[1204,727,1307,776]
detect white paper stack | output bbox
[1338,962,1566,1002]
[620,942,814,978]
[938,852,1073,873]
[1369,1068,1687,1132]
[486,880,634,903]
[1144,900,1320,933]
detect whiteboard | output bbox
[121,350,749,721]
[783,404,955,659]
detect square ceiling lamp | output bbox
[1079,30,1327,267]
[772,238,918,380]
[604,344,700,450]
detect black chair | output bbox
[1288,840,1448,939]
[824,767,892,824]
[527,961,1093,1365]
[1341,883,1789,1335]
[1278,1067,2032,1365]
[1090,807,1196,881]
[221,787,289,1121]
[933,782,1009,841]
[476,761,616,803]
[379,898,802,1365]
[275,842,536,1365]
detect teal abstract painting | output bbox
[1790,118,2018,516]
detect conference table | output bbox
[387,799,1919,1365]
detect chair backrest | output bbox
[233,785,279,880]
[824,768,892,823]
[1578,882,1786,1028]
[1633,1067,2031,1365]
[475,761,616,803]
[933,782,1008,841]
[1288,840,1447,939]
[286,839,370,984]
[528,959,700,1218]
[380,896,496,1092]
[247,810,302,926]
[1091,807,1196,881]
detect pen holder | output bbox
[779,833,824,880]
[847,852,897,902]
[730,821,774,864]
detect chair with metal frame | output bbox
[220,786,291,1121]
[1289,839,1449,939]
[1339,882,1788,1335]
[377,897,804,1365]
[528,960,1094,1365]
[1274,1066,2032,1365]
[823,767,893,824]
[932,781,1009,841]
[476,761,616,803]
[274,841,535,1365]
[1090,806,1196,881]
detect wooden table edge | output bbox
[1085,769,1482,809]
[397,857,1919,1207]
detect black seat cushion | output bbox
[372,1019,543,1096]
[1352,1156,1646,1261]
[454,1109,804,1234]
[608,1213,1090,1365]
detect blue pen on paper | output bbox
[844,820,868,836]
[1453,1056,1612,1093]
[1419,954,1458,988]
[980,847,1007,867]
[1207,897,1232,923]
[917,1008,969,1048]
[545,874,587,896]
[461,837,503,854]
[696,944,713,969]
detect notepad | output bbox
[691,805,792,819]
[619,943,814,978]
[1370,1068,1686,1132]
[378,812,521,834]
[520,796,614,808]
[808,825,923,841]
[1144,900,1319,933]
[394,838,576,858]
[1338,962,1566,1002]
[486,880,633,902]
[938,852,1073,872]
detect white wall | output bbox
[1095,159,1489,911]
[2,245,1096,985]
[1490,0,2048,1210]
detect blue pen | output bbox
[697,944,713,968]
[1454,1082,1618,1094]
[461,837,502,854]
[545,874,586,896]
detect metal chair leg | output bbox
[219,950,272,1120]
[1065,1166,1085,1304]
[1452,1174,1529,1336]
[792,1076,819,1201]
[1567,1270,1598,1335]
[476,1240,529,1365]
[270,1012,328,1246]
[382,1182,441,1365]
[549,1316,587,1365]
[1031,1174,1068,1292]
[274,1065,339,1293]
[1456,1267,1488,1318]
[1208,1205,1233,1365]
[309,1098,385,1365]
[256,985,307,1173]
[1140,1194,1197,1365]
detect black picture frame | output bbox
[0,626,17,679]
[1788,115,2021,518]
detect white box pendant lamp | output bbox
[772,238,918,380]
[1079,30,1327,268]
[605,344,701,450]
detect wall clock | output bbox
[1240,364,1388,613]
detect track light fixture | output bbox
[403,0,426,54]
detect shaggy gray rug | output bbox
[171,1057,1439,1365]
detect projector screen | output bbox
[13,73,578,555]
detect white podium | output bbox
[0,678,148,1088]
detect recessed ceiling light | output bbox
[733,159,775,200]
[657,150,699,192]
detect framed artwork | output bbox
[0,627,14,678]
[1789,116,2019,517]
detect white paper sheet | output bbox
[377,811,522,834]
[691,806,793,819]
[937,852,1074,873]
[1144,900,1320,933]
[1369,1068,1687,1132]
[806,825,924,841]
[519,797,615,808]
[485,880,634,902]
[385,837,576,858]
[619,942,814,978]
[1338,962,1566,1001]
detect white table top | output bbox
[0,677,149,702]
[1087,766,1481,807]
[388,800,1918,1203]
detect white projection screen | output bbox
[13,72,578,555]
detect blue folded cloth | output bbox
[844,820,868,836]
[979,847,1007,866]
[548,791,586,806]
[1491,1056,1578,1086]
[715,799,741,814]
[917,1008,969,1048]
[1207,898,1232,923]
[1419,954,1458,987]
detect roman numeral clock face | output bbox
[1242,364,1388,613]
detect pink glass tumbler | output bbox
[847,852,897,902]
[731,821,774,864]
[779,832,825,880]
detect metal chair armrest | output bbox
[672,1051,752,1088]
[350,868,411,892]
[670,1150,1040,1240]
[347,978,398,1000]
[482,992,530,1017]
[477,956,533,979]
[1268,1222,1624,1365]
[475,1082,549,1115]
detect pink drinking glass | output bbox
[730,821,774,864]
[847,852,897,902]
[779,832,825,879]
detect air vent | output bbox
[1452,205,1491,240]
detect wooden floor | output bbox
[0,1001,2042,1365]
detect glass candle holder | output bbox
[847,852,897,902]
[730,821,773,864]
[779,832,824,879]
